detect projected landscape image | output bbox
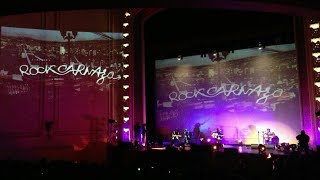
[155,44,301,144]
[0,26,124,135]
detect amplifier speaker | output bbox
[250,144,274,149]
[191,144,212,152]
[250,144,259,149]
[223,148,238,154]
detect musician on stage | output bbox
[171,128,181,146]
[263,128,275,145]
[212,128,224,142]
[183,129,191,144]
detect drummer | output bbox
[263,128,275,145]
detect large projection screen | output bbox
[155,44,301,145]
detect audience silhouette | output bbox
[296,130,310,155]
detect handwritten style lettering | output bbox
[19,64,121,85]
[18,49,122,85]
[168,81,283,104]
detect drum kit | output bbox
[211,128,224,141]
[262,128,279,145]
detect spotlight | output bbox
[177,55,183,61]
[123,22,129,27]
[122,43,129,47]
[313,52,320,58]
[213,145,217,150]
[314,67,320,72]
[310,23,319,29]
[258,144,266,153]
[123,33,129,38]
[123,95,129,100]
[122,53,129,58]
[123,117,129,122]
[207,138,211,143]
[123,85,129,89]
[125,12,131,17]
[123,75,129,79]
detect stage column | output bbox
[295,16,318,148]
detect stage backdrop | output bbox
[0,26,124,151]
[155,44,301,144]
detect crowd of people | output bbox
[1,143,319,179]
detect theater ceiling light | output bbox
[123,22,129,27]
[123,64,129,68]
[123,33,129,37]
[316,97,320,102]
[123,43,129,47]
[123,75,129,79]
[123,85,129,89]
[123,106,129,111]
[312,53,320,57]
[314,67,320,72]
[125,12,131,17]
[124,117,129,122]
[312,38,320,43]
[315,82,320,87]
[310,23,320,29]
[123,96,129,100]
[122,54,129,58]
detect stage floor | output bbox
[222,144,285,155]
[156,142,287,155]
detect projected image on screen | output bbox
[155,44,301,144]
[0,26,124,134]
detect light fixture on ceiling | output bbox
[310,23,319,29]
[123,22,129,27]
[314,67,320,72]
[125,12,131,17]
[123,33,129,38]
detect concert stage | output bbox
[152,142,292,156]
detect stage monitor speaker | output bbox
[251,144,274,149]
[191,144,212,152]
[251,144,259,149]
[224,148,238,154]
[265,144,275,149]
